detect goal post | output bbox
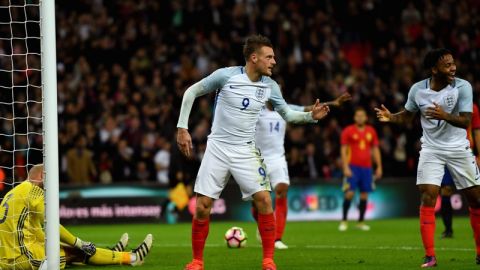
[0,0,60,268]
[40,0,60,268]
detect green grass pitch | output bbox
[69,218,476,270]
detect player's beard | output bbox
[261,65,273,76]
[437,70,454,85]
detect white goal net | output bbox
[0,0,59,268]
[0,0,43,184]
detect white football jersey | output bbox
[255,108,287,159]
[198,66,311,144]
[255,105,305,159]
[405,77,473,150]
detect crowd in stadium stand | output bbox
[43,0,480,187]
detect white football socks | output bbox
[130,253,137,264]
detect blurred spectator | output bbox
[112,140,134,181]
[53,0,480,183]
[154,139,171,185]
[0,168,4,191]
[2,0,477,186]
[98,151,113,184]
[99,116,121,145]
[136,161,151,182]
[305,143,319,179]
[66,135,97,184]
[288,147,308,178]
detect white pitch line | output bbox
[96,243,474,252]
[305,245,474,252]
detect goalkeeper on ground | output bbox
[0,164,153,269]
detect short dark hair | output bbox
[243,35,273,60]
[423,48,452,71]
[354,107,366,114]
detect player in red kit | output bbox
[339,107,382,231]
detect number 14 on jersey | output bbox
[270,121,280,132]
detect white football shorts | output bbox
[416,146,480,189]
[194,140,271,200]
[263,156,290,188]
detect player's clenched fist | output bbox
[311,99,330,120]
[374,104,392,122]
[177,128,193,158]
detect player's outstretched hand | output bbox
[425,102,447,120]
[311,99,330,120]
[332,92,352,107]
[177,128,193,158]
[374,104,391,122]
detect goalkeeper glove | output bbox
[74,238,97,256]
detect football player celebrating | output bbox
[376,49,480,268]
[177,34,330,270]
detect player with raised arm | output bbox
[254,93,351,249]
[375,48,480,268]
[339,107,382,232]
[0,165,153,269]
[440,102,480,238]
[176,35,330,270]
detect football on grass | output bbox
[225,227,247,248]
